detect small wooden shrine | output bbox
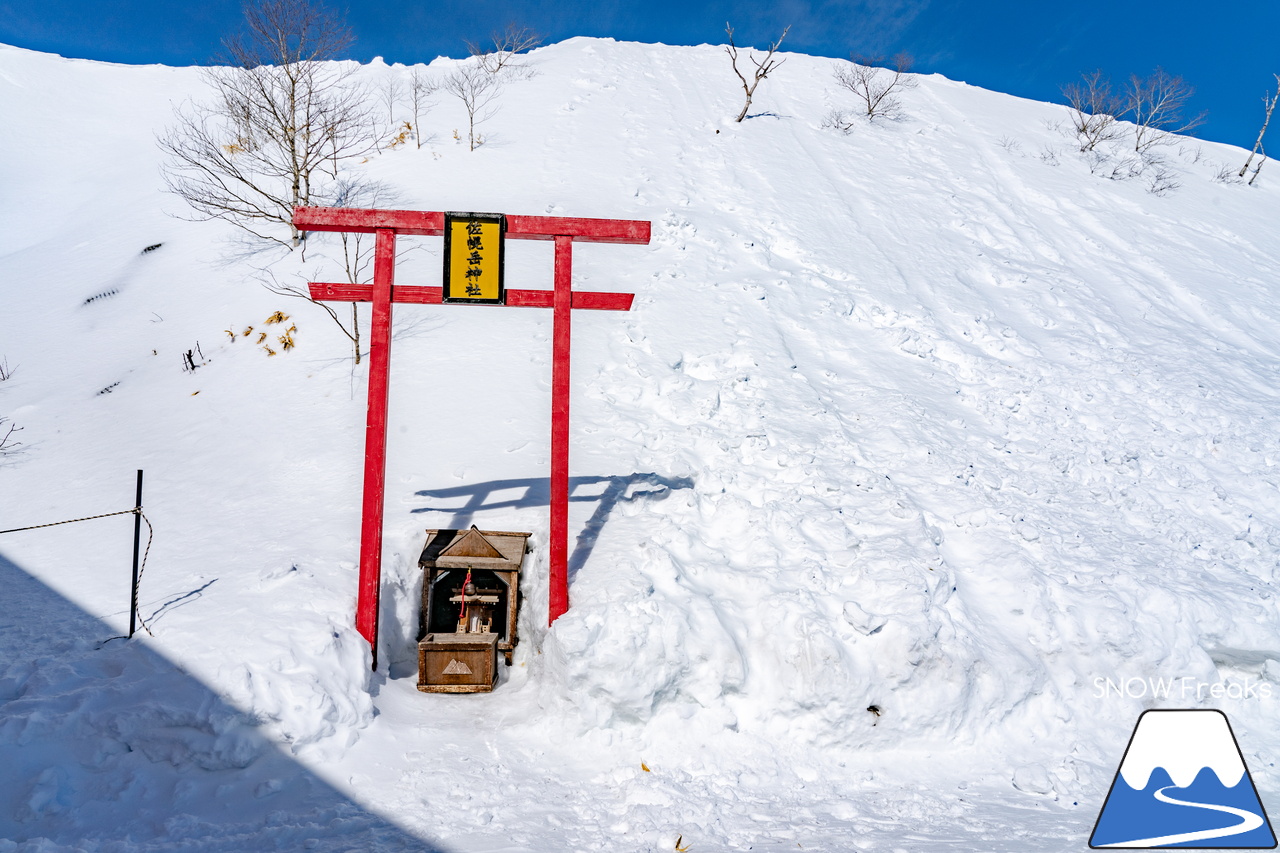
[417,527,530,693]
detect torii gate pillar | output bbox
[294,206,650,667]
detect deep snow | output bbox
[2,36,1280,851]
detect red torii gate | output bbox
[293,206,651,667]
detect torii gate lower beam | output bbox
[294,206,650,667]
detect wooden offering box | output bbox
[417,633,499,693]
[419,527,531,668]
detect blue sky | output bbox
[1,0,1276,148]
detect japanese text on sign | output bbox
[444,212,506,304]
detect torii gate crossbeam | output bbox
[293,206,650,668]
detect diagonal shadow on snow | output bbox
[410,473,693,581]
[0,550,450,853]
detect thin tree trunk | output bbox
[351,303,362,364]
[1248,151,1267,186]
[1241,78,1279,178]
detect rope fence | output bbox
[0,470,155,638]
[0,508,138,535]
[133,510,155,636]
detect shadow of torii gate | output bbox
[411,473,694,582]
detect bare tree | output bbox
[0,357,19,458]
[408,67,435,149]
[1062,70,1124,151]
[725,23,790,123]
[158,0,381,248]
[1145,160,1181,196]
[442,62,503,150]
[1239,73,1279,183]
[1124,68,1206,152]
[827,53,917,128]
[0,417,20,458]
[380,75,404,129]
[466,23,543,77]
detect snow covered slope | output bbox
[3,37,1279,851]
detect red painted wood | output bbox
[307,282,393,302]
[296,207,445,237]
[503,289,552,308]
[308,283,633,312]
[356,229,397,667]
[505,215,651,245]
[308,283,444,304]
[573,292,634,311]
[391,287,444,305]
[295,206,649,245]
[296,205,652,645]
[549,236,573,623]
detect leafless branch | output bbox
[261,270,358,356]
[0,418,21,457]
[220,0,354,67]
[442,61,503,150]
[261,177,398,364]
[381,75,404,130]
[0,355,17,457]
[1146,163,1181,196]
[158,0,380,247]
[409,67,436,148]
[725,23,790,123]
[0,357,20,456]
[1125,68,1207,152]
[1062,70,1124,151]
[466,23,543,77]
[829,52,917,127]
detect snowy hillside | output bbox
[3,37,1280,851]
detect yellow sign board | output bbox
[444,212,506,304]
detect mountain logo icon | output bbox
[1091,709,1276,848]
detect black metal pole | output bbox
[129,469,143,638]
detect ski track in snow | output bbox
[2,37,1280,851]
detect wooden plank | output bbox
[355,229,397,666]
[394,286,445,305]
[573,291,634,311]
[549,236,573,623]
[308,283,633,311]
[506,214,650,245]
[307,282,381,302]
[295,207,445,236]
[505,289,552,308]
[295,206,650,245]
